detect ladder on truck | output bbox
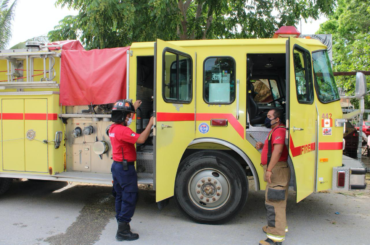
[0,42,60,89]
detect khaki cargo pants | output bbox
[263,161,290,242]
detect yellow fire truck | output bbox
[0,27,366,223]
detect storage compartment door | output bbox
[2,99,25,171]
[25,99,48,172]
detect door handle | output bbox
[293,127,304,132]
[161,124,172,129]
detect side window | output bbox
[251,79,282,107]
[163,50,192,103]
[204,57,235,104]
[293,47,314,104]
[270,79,281,102]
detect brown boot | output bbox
[259,238,282,245]
[262,226,288,233]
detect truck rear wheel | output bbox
[0,178,12,195]
[175,150,248,224]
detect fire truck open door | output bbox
[287,37,317,202]
[154,39,196,202]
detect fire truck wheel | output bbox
[175,150,248,224]
[0,178,12,195]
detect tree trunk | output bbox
[203,7,213,39]
[190,2,204,40]
[178,0,193,40]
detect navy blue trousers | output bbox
[111,161,138,223]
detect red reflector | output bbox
[211,119,228,126]
[337,171,345,187]
[353,133,356,136]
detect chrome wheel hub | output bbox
[188,168,230,210]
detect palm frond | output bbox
[1,0,10,11]
[0,0,18,49]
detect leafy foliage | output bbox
[49,0,335,50]
[0,0,18,49]
[48,15,78,43]
[318,0,370,108]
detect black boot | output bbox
[116,222,139,241]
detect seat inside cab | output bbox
[246,54,287,145]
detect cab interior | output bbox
[246,53,287,144]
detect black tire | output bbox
[175,150,248,224]
[349,151,357,159]
[0,178,12,195]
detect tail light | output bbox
[353,133,356,136]
[337,171,346,187]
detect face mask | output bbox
[264,117,276,128]
[126,117,133,126]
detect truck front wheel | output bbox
[175,150,248,224]
[0,178,12,195]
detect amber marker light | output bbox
[319,158,329,162]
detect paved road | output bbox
[0,177,369,245]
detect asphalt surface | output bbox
[0,174,369,245]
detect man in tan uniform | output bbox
[256,109,290,245]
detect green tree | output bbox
[318,0,370,108]
[50,0,335,49]
[0,0,18,49]
[48,15,78,42]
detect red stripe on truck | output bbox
[1,113,58,120]
[156,112,244,139]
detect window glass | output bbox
[163,51,192,102]
[204,57,235,103]
[293,48,314,103]
[312,50,340,103]
[344,122,356,137]
[251,79,281,107]
[365,122,370,126]
[178,55,191,101]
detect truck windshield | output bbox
[312,50,340,103]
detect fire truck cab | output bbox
[0,27,367,223]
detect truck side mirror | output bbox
[355,72,367,99]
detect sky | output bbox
[7,0,78,49]
[6,0,327,49]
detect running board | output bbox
[0,171,154,186]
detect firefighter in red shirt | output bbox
[109,99,153,241]
[255,109,290,245]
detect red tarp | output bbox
[60,47,130,106]
[47,40,85,51]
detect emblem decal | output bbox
[198,123,210,134]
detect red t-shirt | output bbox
[261,125,288,165]
[109,124,140,162]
